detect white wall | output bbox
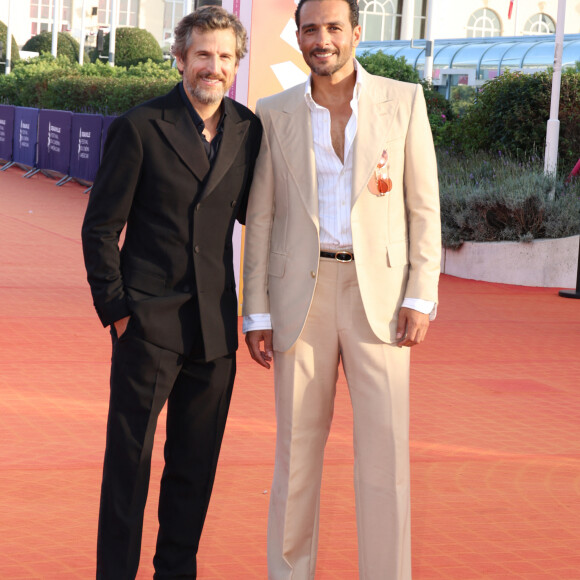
[1,0,33,47]
[429,0,580,40]
[3,1,580,53]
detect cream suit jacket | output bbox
[243,64,441,353]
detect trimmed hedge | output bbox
[0,21,21,74]
[90,27,164,68]
[40,76,179,114]
[0,55,181,114]
[22,31,80,62]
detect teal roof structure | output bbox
[357,34,580,82]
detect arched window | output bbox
[359,0,403,42]
[414,0,427,40]
[466,8,501,38]
[524,13,556,35]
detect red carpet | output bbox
[1,167,579,579]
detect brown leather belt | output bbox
[320,250,354,262]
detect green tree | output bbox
[22,31,80,62]
[453,70,580,172]
[357,50,420,83]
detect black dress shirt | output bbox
[179,82,225,166]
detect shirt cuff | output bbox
[402,298,437,321]
[242,313,272,333]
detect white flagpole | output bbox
[544,0,566,199]
[423,0,435,82]
[52,0,62,57]
[400,0,414,40]
[5,0,14,74]
[513,0,519,36]
[79,0,87,65]
[109,0,117,66]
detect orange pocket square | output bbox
[368,149,392,197]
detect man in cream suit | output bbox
[243,0,440,578]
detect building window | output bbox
[524,13,556,35]
[164,0,186,45]
[98,0,139,27]
[414,0,427,39]
[359,0,403,41]
[30,0,73,37]
[466,8,501,38]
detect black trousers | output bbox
[96,327,235,579]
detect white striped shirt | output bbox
[305,72,361,250]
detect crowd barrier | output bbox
[0,104,117,191]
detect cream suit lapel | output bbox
[352,68,399,208]
[269,88,319,228]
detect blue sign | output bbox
[0,105,15,163]
[13,107,39,168]
[37,109,73,175]
[69,114,103,183]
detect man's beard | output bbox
[185,75,230,105]
[306,47,352,77]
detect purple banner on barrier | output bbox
[69,114,103,183]
[38,109,73,175]
[13,107,39,168]
[0,105,15,162]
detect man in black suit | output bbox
[81,7,262,579]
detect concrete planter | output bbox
[441,235,580,288]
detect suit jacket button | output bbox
[230,200,237,208]
[182,284,191,293]
[194,245,200,253]
[310,271,316,278]
[196,203,201,211]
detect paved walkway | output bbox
[1,167,579,579]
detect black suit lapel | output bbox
[154,87,211,183]
[199,98,250,202]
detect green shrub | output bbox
[452,70,580,173]
[22,31,80,62]
[0,54,77,106]
[422,81,454,146]
[438,149,580,248]
[0,20,21,74]
[40,76,179,115]
[73,58,179,80]
[449,85,476,117]
[0,54,180,113]
[90,27,164,68]
[357,50,420,83]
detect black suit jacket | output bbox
[82,84,262,360]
